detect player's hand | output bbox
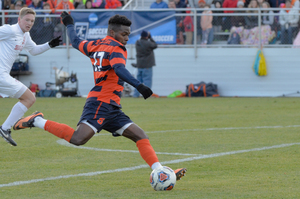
[137,84,153,99]
[61,11,74,26]
[49,36,62,48]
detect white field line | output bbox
[94,125,300,136]
[1,142,299,188]
[56,140,199,156]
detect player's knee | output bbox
[135,132,149,142]
[70,137,87,146]
[29,96,36,106]
[70,133,89,146]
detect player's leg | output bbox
[2,89,34,128]
[13,98,99,145]
[13,112,95,145]
[0,76,34,146]
[122,124,187,180]
[42,119,95,145]
[122,123,162,170]
[70,123,95,145]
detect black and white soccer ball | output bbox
[150,166,176,191]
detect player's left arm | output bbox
[111,51,153,99]
[25,35,51,56]
[114,64,140,88]
[25,33,61,55]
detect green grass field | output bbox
[1,97,300,198]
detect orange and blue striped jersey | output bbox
[76,36,137,107]
[66,25,140,107]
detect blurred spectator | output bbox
[150,0,168,8]
[133,31,157,98]
[56,0,75,11]
[174,0,186,8]
[30,2,59,44]
[46,0,56,9]
[197,0,206,43]
[222,0,238,31]
[91,0,105,8]
[174,0,186,43]
[74,0,85,8]
[25,0,32,6]
[120,0,127,6]
[269,0,285,8]
[245,0,259,29]
[28,0,43,10]
[169,0,184,44]
[201,4,214,44]
[183,9,194,44]
[291,0,299,6]
[261,1,274,26]
[227,28,241,44]
[85,0,92,8]
[9,0,26,7]
[105,0,122,9]
[7,0,24,25]
[279,0,300,44]
[2,0,12,9]
[231,1,246,27]
[212,0,223,34]
[257,0,265,7]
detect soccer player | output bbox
[13,12,186,181]
[0,7,61,146]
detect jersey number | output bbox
[93,51,105,72]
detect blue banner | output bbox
[71,11,176,44]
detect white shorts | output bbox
[0,74,27,98]
[81,120,133,136]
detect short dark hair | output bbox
[108,14,132,31]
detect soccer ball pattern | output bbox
[150,166,176,191]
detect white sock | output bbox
[2,102,28,130]
[33,116,47,129]
[151,162,162,170]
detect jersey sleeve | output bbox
[111,47,140,88]
[66,24,89,56]
[24,33,51,55]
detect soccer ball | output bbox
[150,166,176,191]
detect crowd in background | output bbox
[1,0,300,45]
[1,0,126,10]
[151,0,300,45]
[0,0,125,44]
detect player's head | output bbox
[107,14,131,45]
[18,7,36,33]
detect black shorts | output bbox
[78,99,133,134]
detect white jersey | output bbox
[0,23,50,74]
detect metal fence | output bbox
[1,8,299,49]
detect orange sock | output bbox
[136,139,159,168]
[44,120,74,142]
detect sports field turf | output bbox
[0,97,300,198]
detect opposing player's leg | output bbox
[13,112,95,145]
[0,75,35,146]
[0,126,17,146]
